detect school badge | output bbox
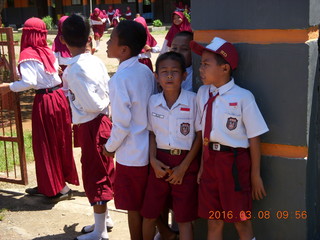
[226,117,238,131]
[180,122,190,136]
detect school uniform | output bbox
[196,78,269,222]
[140,89,201,222]
[105,56,155,211]
[10,60,79,197]
[63,53,114,204]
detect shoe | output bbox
[106,216,113,232]
[48,189,73,203]
[25,187,42,196]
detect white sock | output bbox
[105,209,113,228]
[76,212,108,240]
[96,40,100,49]
[60,185,70,194]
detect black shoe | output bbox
[48,189,73,203]
[81,226,93,234]
[25,187,42,196]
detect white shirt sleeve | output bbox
[9,61,38,92]
[160,40,169,54]
[105,77,132,152]
[151,45,161,53]
[68,70,109,113]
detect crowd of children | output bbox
[0,4,269,239]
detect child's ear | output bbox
[154,72,160,82]
[182,71,188,81]
[223,63,231,73]
[87,36,92,44]
[59,35,66,45]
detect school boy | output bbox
[141,52,202,240]
[61,14,114,240]
[104,20,155,240]
[191,37,268,240]
[170,31,194,91]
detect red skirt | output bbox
[92,24,105,39]
[32,88,79,197]
[77,114,115,204]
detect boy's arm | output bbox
[249,136,267,200]
[149,131,170,178]
[197,146,204,184]
[166,131,202,185]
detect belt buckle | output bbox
[170,149,181,155]
[212,143,221,151]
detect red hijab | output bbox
[135,16,157,51]
[91,8,105,21]
[165,11,192,47]
[52,16,71,58]
[19,17,56,74]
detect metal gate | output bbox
[0,27,27,185]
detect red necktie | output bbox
[203,91,219,161]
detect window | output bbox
[28,0,35,6]
[72,0,82,5]
[7,0,14,7]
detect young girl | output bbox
[52,16,72,74]
[90,8,107,51]
[125,6,132,20]
[0,17,79,203]
[134,16,160,71]
[160,11,192,54]
[141,52,202,240]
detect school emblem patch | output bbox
[226,117,238,131]
[180,122,190,136]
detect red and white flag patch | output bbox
[229,102,238,106]
[180,107,190,112]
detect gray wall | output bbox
[191,0,320,239]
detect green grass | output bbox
[0,208,8,221]
[0,130,33,173]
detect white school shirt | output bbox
[181,65,193,91]
[148,89,201,150]
[10,60,61,92]
[62,53,110,124]
[105,56,155,167]
[196,79,269,148]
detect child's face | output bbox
[199,51,226,87]
[106,29,122,58]
[173,14,183,25]
[171,36,192,67]
[156,59,186,92]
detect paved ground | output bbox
[0,30,166,240]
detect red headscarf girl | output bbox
[160,11,192,54]
[90,8,107,50]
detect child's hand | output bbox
[102,146,115,158]
[144,45,151,52]
[150,158,170,178]
[166,165,186,185]
[251,175,267,200]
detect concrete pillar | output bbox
[190,0,320,239]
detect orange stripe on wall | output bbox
[194,27,319,44]
[261,143,308,158]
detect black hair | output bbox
[174,31,194,41]
[115,20,147,57]
[155,52,186,74]
[204,50,233,75]
[62,14,90,48]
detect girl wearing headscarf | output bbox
[107,5,115,24]
[125,6,132,20]
[90,8,107,51]
[52,16,72,73]
[0,17,79,202]
[134,16,160,71]
[112,9,121,28]
[160,11,192,54]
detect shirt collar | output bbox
[210,78,235,96]
[65,52,91,65]
[117,56,139,72]
[186,66,193,74]
[155,89,189,109]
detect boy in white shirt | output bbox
[61,14,114,240]
[104,20,155,240]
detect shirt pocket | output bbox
[222,113,242,134]
[176,118,194,139]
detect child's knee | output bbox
[143,217,157,224]
[234,220,253,234]
[208,219,224,231]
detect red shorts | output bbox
[78,115,115,204]
[198,148,252,223]
[141,150,199,223]
[138,58,153,72]
[114,162,148,211]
